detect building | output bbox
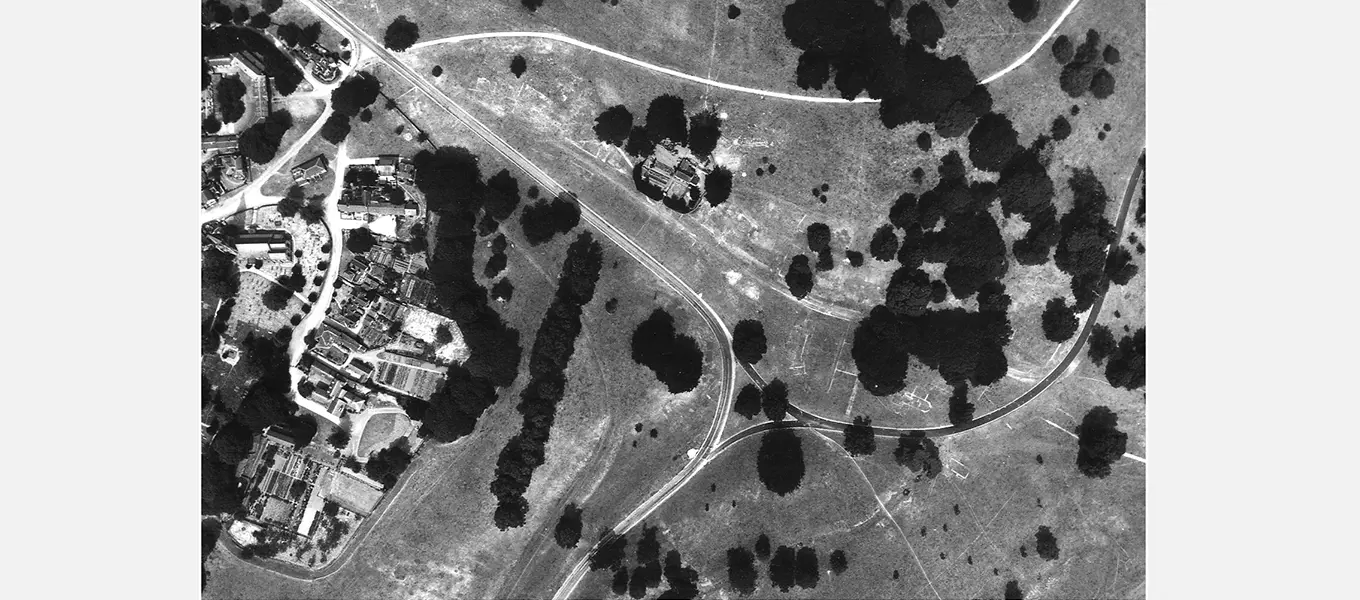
[374,155,416,183]
[201,134,240,154]
[233,230,293,261]
[291,154,329,184]
[641,146,703,199]
[373,351,446,399]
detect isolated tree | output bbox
[1005,579,1025,600]
[1103,44,1122,64]
[554,504,584,548]
[1104,245,1138,284]
[1075,405,1128,478]
[248,12,272,29]
[843,416,876,456]
[829,549,848,575]
[784,255,814,299]
[521,0,545,12]
[494,497,528,530]
[756,429,805,495]
[383,16,420,51]
[262,283,293,311]
[734,384,763,419]
[916,131,932,151]
[806,222,831,253]
[754,534,771,559]
[346,227,376,253]
[869,224,900,261]
[727,547,758,595]
[760,379,789,422]
[327,428,350,449]
[1034,526,1060,560]
[794,547,819,589]
[1008,0,1040,23]
[732,319,768,364]
[491,278,514,302]
[593,105,633,147]
[894,434,941,477]
[705,166,733,207]
[905,2,945,49]
[1051,115,1072,140]
[1051,35,1074,64]
[846,249,865,267]
[768,546,797,592]
[1041,297,1079,342]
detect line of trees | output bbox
[411,147,523,442]
[489,232,604,529]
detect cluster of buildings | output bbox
[290,42,345,84]
[298,232,451,419]
[236,426,383,542]
[338,158,421,220]
[201,50,276,208]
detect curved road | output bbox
[404,0,1084,102]
[554,151,1143,598]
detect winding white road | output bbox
[404,0,1083,103]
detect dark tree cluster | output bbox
[1104,327,1145,390]
[1053,29,1118,99]
[782,1,984,130]
[852,303,1011,396]
[895,434,941,480]
[202,25,305,95]
[1034,525,1060,560]
[589,529,629,571]
[488,232,604,529]
[845,249,865,267]
[483,168,524,229]
[215,75,247,124]
[688,110,723,159]
[491,278,514,302]
[1104,245,1138,284]
[331,71,382,117]
[1040,297,1079,342]
[320,111,352,145]
[1008,0,1040,23]
[806,222,835,272]
[645,94,689,146]
[705,166,734,207]
[1055,169,1118,311]
[756,429,805,496]
[485,235,509,279]
[274,21,323,48]
[554,503,584,548]
[843,416,876,456]
[784,254,814,299]
[870,224,899,262]
[968,113,1022,173]
[631,308,705,393]
[1086,323,1117,364]
[365,442,413,489]
[409,147,523,441]
[734,383,763,419]
[237,110,294,165]
[383,15,420,52]
[519,193,581,246]
[593,105,633,147]
[948,383,974,426]
[1076,405,1128,478]
[761,379,790,422]
[726,546,758,595]
[732,319,768,364]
